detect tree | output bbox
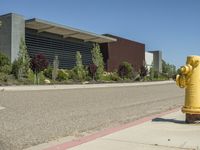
[73,51,86,81]
[52,55,59,82]
[162,59,177,78]
[30,53,48,84]
[12,38,30,79]
[91,44,104,80]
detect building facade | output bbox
[0,13,116,69]
[100,34,145,72]
[0,13,160,73]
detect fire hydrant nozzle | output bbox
[179,64,193,75]
[176,55,200,123]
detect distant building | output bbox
[145,50,162,73]
[145,52,153,70]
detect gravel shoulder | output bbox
[0,83,184,150]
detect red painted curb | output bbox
[45,107,180,150]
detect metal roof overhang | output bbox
[25,18,117,43]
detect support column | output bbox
[0,13,25,62]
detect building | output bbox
[0,13,150,73]
[145,50,162,73]
[145,52,153,70]
[0,13,116,69]
[100,34,145,72]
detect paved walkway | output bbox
[0,81,174,91]
[43,109,199,150]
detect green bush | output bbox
[64,69,73,79]
[43,66,53,79]
[72,67,87,81]
[101,71,121,82]
[12,60,20,78]
[0,72,8,82]
[0,52,11,74]
[26,70,46,84]
[27,69,35,83]
[1,65,12,74]
[110,72,121,81]
[57,69,69,81]
[118,62,134,79]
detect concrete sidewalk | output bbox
[0,81,174,91]
[45,109,200,150]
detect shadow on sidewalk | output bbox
[152,118,185,124]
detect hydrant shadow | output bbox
[152,117,186,124]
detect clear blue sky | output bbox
[1,0,199,67]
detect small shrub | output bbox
[110,72,121,81]
[1,65,12,74]
[57,69,69,81]
[72,67,87,81]
[27,69,35,83]
[118,62,134,79]
[0,72,8,82]
[101,72,112,81]
[44,66,53,79]
[0,52,11,74]
[12,60,20,78]
[101,71,121,82]
[64,69,73,79]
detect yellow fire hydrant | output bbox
[176,55,200,123]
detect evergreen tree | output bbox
[91,43,104,80]
[13,38,30,79]
[73,51,86,81]
[52,55,59,82]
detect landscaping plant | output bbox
[57,69,69,81]
[88,63,97,80]
[43,66,53,79]
[91,44,104,80]
[30,53,48,84]
[72,51,86,81]
[52,55,59,82]
[118,61,134,79]
[0,52,12,74]
[12,38,30,79]
[140,64,148,80]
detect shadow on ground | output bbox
[152,117,186,124]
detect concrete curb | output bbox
[43,107,180,150]
[0,81,174,92]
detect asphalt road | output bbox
[0,83,184,150]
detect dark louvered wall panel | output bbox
[25,29,93,69]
